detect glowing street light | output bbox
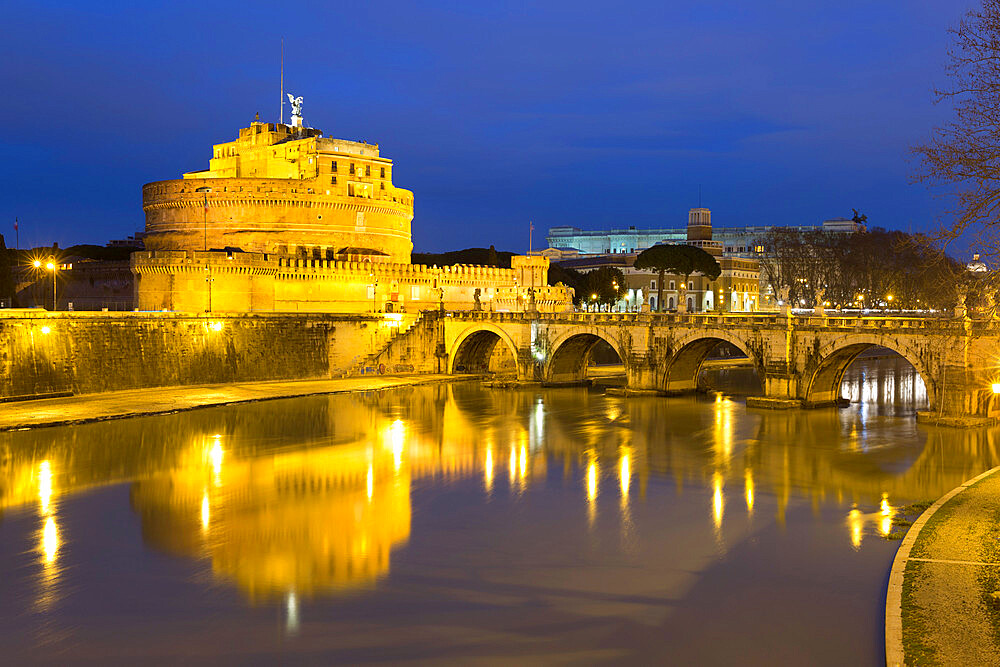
[35,257,58,310]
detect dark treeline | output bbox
[412,246,510,268]
[761,227,963,310]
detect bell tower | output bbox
[687,207,712,242]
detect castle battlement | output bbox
[133,250,571,314]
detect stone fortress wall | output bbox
[133,251,570,313]
[142,177,414,263]
[0,310,437,400]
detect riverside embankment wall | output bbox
[0,310,436,399]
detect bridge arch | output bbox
[448,324,519,376]
[803,335,935,409]
[545,328,627,385]
[660,330,763,394]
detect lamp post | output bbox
[195,187,212,312]
[33,258,58,310]
[46,259,56,310]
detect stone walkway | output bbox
[0,375,462,431]
[887,466,1000,666]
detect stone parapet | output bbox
[131,251,574,314]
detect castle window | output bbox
[365,165,371,177]
[380,182,385,190]
[650,280,656,290]
[349,164,355,175]
[669,281,675,290]
[331,176,337,185]
[348,184,355,196]
[331,162,337,172]
[380,167,385,178]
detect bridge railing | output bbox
[444,309,979,331]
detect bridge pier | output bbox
[917,365,999,427]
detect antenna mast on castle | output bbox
[280,38,284,124]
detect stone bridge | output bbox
[436,311,1000,426]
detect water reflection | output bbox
[0,358,995,616]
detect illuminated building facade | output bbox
[143,120,414,262]
[133,113,573,313]
[559,208,763,312]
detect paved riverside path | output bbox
[0,375,462,431]
[887,467,1000,666]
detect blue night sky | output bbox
[0,1,973,253]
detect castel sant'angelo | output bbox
[132,98,572,313]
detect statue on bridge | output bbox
[813,287,826,317]
[955,285,968,319]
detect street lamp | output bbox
[195,187,212,312]
[35,258,58,310]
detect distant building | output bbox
[15,257,133,311]
[106,233,146,249]
[561,208,762,313]
[546,217,865,260]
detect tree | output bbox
[547,262,587,304]
[585,266,625,308]
[760,226,961,310]
[913,2,1000,272]
[634,244,721,311]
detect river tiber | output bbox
[4,17,1000,658]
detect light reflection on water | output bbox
[0,357,996,663]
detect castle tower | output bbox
[687,207,712,242]
[141,119,414,262]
